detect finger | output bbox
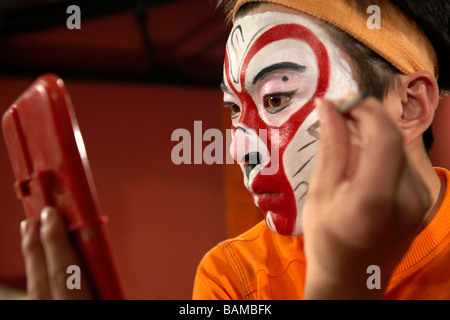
[349,97,406,195]
[20,218,52,300]
[310,98,350,191]
[39,207,93,300]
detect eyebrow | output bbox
[220,82,230,93]
[252,62,306,85]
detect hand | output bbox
[302,96,431,299]
[20,206,94,299]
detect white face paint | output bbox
[223,11,358,236]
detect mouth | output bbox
[247,179,280,197]
[253,191,280,197]
[254,192,280,205]
[246,164,282,200]
[252,189,281,211]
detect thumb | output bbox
[309,98,350,192]
[39,207,94,300]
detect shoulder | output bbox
[193,221,270,299]
[203,220,275,271]
[193,220,305,299]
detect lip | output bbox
[247,162,285,210]
[252,190,282,211]
[248,169,281,196]
[249,183,280,197]
[253,191,279,197]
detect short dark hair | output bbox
[216,0,450,152]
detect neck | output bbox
[407,140,445,233]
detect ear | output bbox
[397,71,439,145]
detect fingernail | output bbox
[20,220,29,237]
[314,97,322,108]
[315,98,328,124]
[40,207,54,224]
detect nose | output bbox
[230,126,257,164]
[244,152,262,179]
[230,126,271,179]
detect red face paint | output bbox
[223,12,356,236]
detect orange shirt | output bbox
[193,167,450,299]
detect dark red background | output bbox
[0,0,448,299]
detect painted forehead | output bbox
[224,11,333,93]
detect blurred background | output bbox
[0,0,449,300]
[0,0,263,300]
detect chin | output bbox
[262,205,304,236]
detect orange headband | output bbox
[233,0,438,79]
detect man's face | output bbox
[222,10,358,236]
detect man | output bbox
[20,0,450,300]
[192,0,450,299]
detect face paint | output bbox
[223,11,358,236]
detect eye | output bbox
[263,91,296,114]
[224,102,241,119]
